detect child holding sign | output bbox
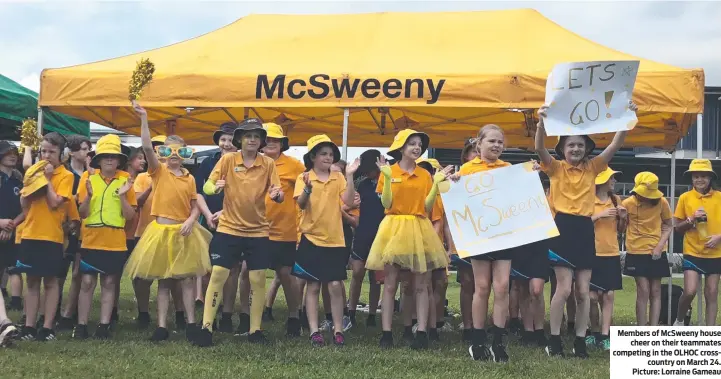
[673,159,721,326]
[535,101,635,358]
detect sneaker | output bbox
[319,319,332,332]
[150,327,170,342]
[490,343,509,363]
[218,314,233,333]
[429,328,440,341]
[439,321,454,333]
[262,307,274,322]
[410,331,428,350]
[508,319,523,336]
[185,323,198,342]
[519,331,537,346]
[462,329,473,343]
[310,331,324,347]
[234,313,250,336]
[72,325,88,340]
[366,315,377,327]
[546,337,565,357]
[175,312,186,331]
[469,344,491,361]
[585,335,597,347]
[403,327,414,344]
[333,332,345,346]
[342,315,353,332]
[19,326,36,341]
[673,319,685,327]
[192,327,213,347]
[36,327,56,342]
[136,313,151,330]
[248,330,269,344]
[0,322,19,347]
[600,337,610,351]
[95,323,111,340]
[411,323,419,334]
[535,330,548,348]
[573,338,589,359]
[379,332,393,349]
[56,316,74,331]
[285,318,301,337]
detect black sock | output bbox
[412,318,418,326]
[599,334,609,342]
[472,328,487,346]
[417,330,427,337]
[404,325,413,335]
[436,321,444,329]
[593,331,601,340]
[492,326,505,345]
[550,334,561,343]
[343,307,349,317]
[574,336,585,345]
[325,313,333,322]
[349,310,356,322]
[222,312,232,320]
[9,296,21,308]
[382,330,393,339]
[264,306,272,313]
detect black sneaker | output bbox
[248,330,269,344]
[72,325,89,340]
[490,343,509,363]
[19,326,36,341]
[546,336,565,357]
[469,344,491,361]
[175,312,186,331]
[218,314,233,333]
[508,318,523,337]
[410,331,428,350]
[366,315,376,327]
[185,323,198,342]
[36,327,56,342]
[56,316,74,331]
[519,331,537,346]
[285,317,301,337]
[95,323,111,340]
[136,312,151,330]
[428,328,440,341]
[234,313,250,336]
[193,327,213,347]
[462,329,473,343]
[0,322,19,347]
[379,332,394,349]
[573,337,589,359]
[535,330,548,348]
[402,327,414,344]
[262,307,274,322]
[150,327,170,342]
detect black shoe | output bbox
[379,332,394,349]
[535,330,548,348]
[234,313,250,336]
[195,299,204,310]
[218,314,233,333]
[36,327,56,342]
[462,329,473,343]
[56,316,74,331]
[402,327,414,344]
[469,344,491,361]
[546,336,565,357]
[490,343,509,363]
[248,330,269,344]
[573,337,589,359]
[150,327,170,342]
[410,331,428,350]
[429,328,440,341]
[175,312,186,331]
[366,315,377,327]
[95,323,111,340]
[508,318,523,336]
[285,317,301,337]
[19,326,36,341]
[185,323,198,342]
[72,325,89,340]
[193,327,213,347]
[262,307,274,322]
[520,331,536,346]
[136,312,151,330]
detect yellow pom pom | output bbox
[18,118,40,155]
[128,58,156,101]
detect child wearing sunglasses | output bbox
[125,101,212,342]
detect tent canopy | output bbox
[0,74,89,137]
[39,9,703,150]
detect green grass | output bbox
[0,274,709,378]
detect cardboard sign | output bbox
[440,163,558,258]
[543,61,639,136]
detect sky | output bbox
[1,0,719,150]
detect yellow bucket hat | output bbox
[90,134,128,169]
[151,135,167,147]
[20,160,50,197]
[684,159,717,179]
[595,167,621,185]
[303,134,340,169]
[416,158,441,170]
[631,172,664,199]
[388,129,429,160]
[264,123,290,152]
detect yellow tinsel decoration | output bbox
[128,58,155,101]
[18,118,41,155]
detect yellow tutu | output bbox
[366,215,449,273]
[125,221,212,280]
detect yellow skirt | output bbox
[366,215,449,273]
[125,221,212,280]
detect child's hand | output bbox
[530,159,541,171]
[205,217,216,230]
[180,219,194,236]
[628,101,638,112]
[449,173,461,182]
[0,230,11,241]
[376,156,391,178]
[616,205,627,218]
[693,209,706,220]
[433,165,454,184]
[302,172,312,188]
[600,208,618,219]
[651,247,663,260]
[85,178,93,198]
[211,210,222,223]
[269,185,283,202]
[44,163,54,178]
[353,192,361,208]
[131,100,148,117]
[346,158,360,176]
[0,219,14,232]
[705,235,721,249]
[215,175,226,192]
[537,105,549,129]
[118,179,134,196]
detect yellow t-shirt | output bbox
[294,170,347,247]
[22,165,74,244]
[376,163,433,217]
[542,157,607,217]
[266,154,305,242]
[674,189,721,258]
[149,164,197,222]
[593,195,621,257]
[133,172,154,238]
[622,196,672,255]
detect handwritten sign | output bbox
[543,60,639,137]
[440,163,559,258]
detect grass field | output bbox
[0,274,710,379]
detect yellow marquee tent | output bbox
[39,9,704,150]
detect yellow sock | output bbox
[249,269,266,333]
[202,266,230,331]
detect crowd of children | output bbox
[0,99,719,363]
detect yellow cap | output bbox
[303,134,340,169]
[263,122,289,152]
[595,167,621,185]
[631,172,664,199]
[90,135,127,169]
[685,159,716,178]
[388,129,429,159]
[20,160,50,197]
[416,158,441,170]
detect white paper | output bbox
[440,163,559,258]
[544,60,639,137]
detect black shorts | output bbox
[682,255,721,276]
[292,235,348,283]
[590,256,623,292]
[79,249,128,276]
[268,240,296,269]
[16,239,65,277]
[351,233,374,262]
[0,241,18,270]
[470,247,517,262]
[548,213,595,270]
[623,253,670,279]
[511,241,550,281]
[209,232,270,271]
[126,238,137,257]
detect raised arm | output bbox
[535,105,553,167]
[342,158,360,207]
[424,166,453,215]
[132,101,158,172]
[596,102,636,165]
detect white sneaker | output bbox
[342,316,353,332]
[673,319,685,327]
[411,323,419,334]
[319,320,332,332]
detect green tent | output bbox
[0,74,89,140]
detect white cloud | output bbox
[18,73,40,93]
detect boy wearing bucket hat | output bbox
[194,118,283,347]
[535,102,635,358]
[673,159,721,326]
[621,172,672,328]
[73,134,137,339]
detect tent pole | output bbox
[697,113,703,158]
[342,108,349,160]
[696,113,704,325]
[668,151,676,325]
[37,107,44,134]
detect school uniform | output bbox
[0,169,22,271]
[589,195,623,292]
[133,172,153,242]
[621,196,672,278]
[265,153,305,270]
[675,189,721,275]
[193,152,224,231]
[351,177,385,262]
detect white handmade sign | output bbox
[543,60,639,137]
[440,162,558,258]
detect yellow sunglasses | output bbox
[154,145,195,159]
